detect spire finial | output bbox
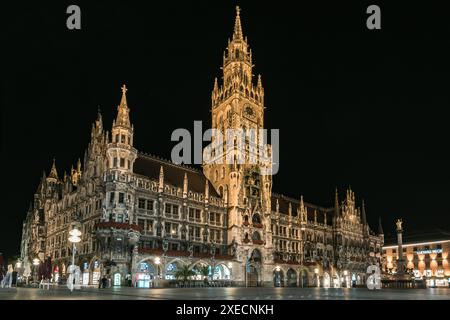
[233,6,243,40]
[115,84,131,127]
[361,199,367,225]
[334,187,340,216]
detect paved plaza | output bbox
[0,286,449,300]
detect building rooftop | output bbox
[134,152,220,198]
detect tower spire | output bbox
[378,216,384,235]
[115,84,131,127]
[361,199,367,225]
[48,158,58,180]
[334,187,340,217]
[233,6,243,40]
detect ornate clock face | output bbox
[245,105,254,116]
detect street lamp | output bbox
[68,227,82,292]
[15,260,22,286]
[154,257,161,277]
[154,257,161,287]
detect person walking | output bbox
[101,275,107,289]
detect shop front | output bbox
[91,260,101,286]
[135,262,157,288]
[113,273,121,286]
[82,262,89,285]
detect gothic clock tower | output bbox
[203,7,274,284]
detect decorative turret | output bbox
[211,6,263,108]
[298,195,307,225]
[205,180,209,204]
[233,6,243,40]
[158,165,164,193]
[361,199,367,225]
[114,85,131,128]
[334,188,340,217]
[71,159,82,186]
[47,158,58,182]
[107,85,137,174]
[183,173,188,198]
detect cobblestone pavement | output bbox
[0,286,449,300]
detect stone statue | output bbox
[396,218,403,231]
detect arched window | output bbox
[252,213,261,224]
[214,170,218,182]
[250,249,262,263]
[221,167,225,179]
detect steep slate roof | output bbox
[270,193,333,225]
[134,153,220,198]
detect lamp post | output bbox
[275,265,281,287]
[154,256,161,287]
[15,260,22,286]
[68,226,82,292]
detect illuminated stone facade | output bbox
[382,235,450,287]
[20,7,383,287]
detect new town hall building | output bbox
[20,7,384,288]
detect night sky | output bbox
[2,1,450,259]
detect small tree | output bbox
[199,265,210,283]
[200,265,210,277]
[174,265,195,285]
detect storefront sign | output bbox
[415,249,442,255]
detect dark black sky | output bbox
[2,1,450,259]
